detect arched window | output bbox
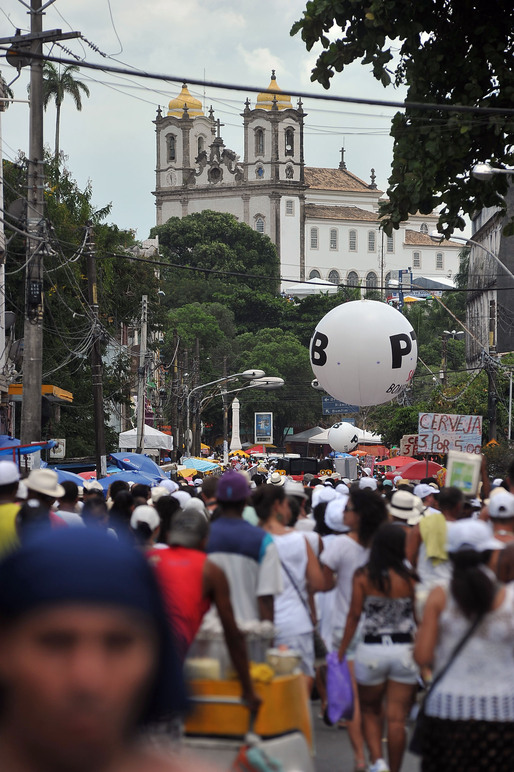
[349,230,357,251]
[285,128,294,156]
[255,216,265,234]
[420,223,428,234]
[329,229,338,250]
[310,227,319,249]
[385,272,392,287]
[309,269,321,279]
[255,128,264,155]
[366,271,378,289]
[386,234,394,253]
[413,251,421,268]
[328,269,340,284]
[347,271,359,287]
[197,135,205,154]
[167,134,176,162]
[368,230,376,251]
[436,252,444,269]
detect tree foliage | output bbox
[291,1,514,236]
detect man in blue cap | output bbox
[207,470,282,623]
[0,528,216,772]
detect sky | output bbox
[0,0,408,240]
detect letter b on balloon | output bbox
[310,300,418,407]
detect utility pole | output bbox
[1,2,80,445]
[136,295,148,454]
[86,224,106,478]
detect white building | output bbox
[153,74,461,290]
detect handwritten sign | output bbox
[417,413,482,455]
[400,434,419,457]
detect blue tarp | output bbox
[0,438,57,457]
[180,457,220,472]
[109,452,166,479]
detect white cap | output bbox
[324,496,350,532]
[130,505,160,532]
[150,485,169,504]
[170,490,193,509]
[183,497,208,518]
[359,477,377,491]
[159,478,180,494]
[414,483,437,500]
[489,491,514,519]
[0,461,20,486]
[447,519,504,553]
[362,467,372,476]
[284,480,307,499]
[85,480,103,493]
[311,485,338,509]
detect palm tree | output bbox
[43,63,90,159]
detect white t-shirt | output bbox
[321,534,369,634]
[272,531,312,636]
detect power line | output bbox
[2,46,514,117]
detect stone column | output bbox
[229,398,242,451]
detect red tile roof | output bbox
[305,167,381,193]
[404,229,462,247]
[305,203,378,222]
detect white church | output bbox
[153,73,461,291]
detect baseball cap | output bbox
[414,483,436,500]
[130,505,160,532]
[489,491,514,519]
[359,477,377,491]
[447,519,504,553]
[0,461,20,486]
[170,490,193,509]
[85,480,104,493]
[216,470,251,503]
[311,485,339,509]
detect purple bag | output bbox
[326,651,354,725]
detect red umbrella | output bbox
[78,471,97,480]
[375,456,416,468]
[396,460,444,480]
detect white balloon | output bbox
[328,422,359,453]
[310,300,417,406]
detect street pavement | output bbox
[312,706,420,772]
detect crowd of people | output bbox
[0,455,514,770]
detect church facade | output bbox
[153,74,461,290]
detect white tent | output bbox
[118,425,173,452]
[283,277,338,297]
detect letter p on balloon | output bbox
[390,331,417,369]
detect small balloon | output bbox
[328,422,359,453]
[310,300,417,406]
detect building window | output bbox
[328,269,340,284]
[347,271,359,287]
[413,251,421,268]
[255,128,264,155]
[349,229,357,251]
[285,128,294,156]
[368,230,376,251]
[255,165,264,179]
[387,234,394,253]
[255,216,265,234]
[385,271,392,287]
[329,229,338,250]
[167,134,176,162]
[436,252,444,269]
[420,223,428,234]
[309,269,321,279]
[310,227,319,250]
[366,271,378,289]
[197,135,205,154]
[285,200,294,216]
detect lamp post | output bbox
[228,377,285,456]
[471,163,514,181]
[185,369,265,457]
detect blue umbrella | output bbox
[96,470,160,492]
[180,457,220,473]
[54,469,86,487]
[109,452,166,479]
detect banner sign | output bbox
[400,434,418,457]
[255,412,273,445]
[322,396,360,415]
[417,413,483,454]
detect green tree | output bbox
[43,63,90,159]
[291,2,514,236]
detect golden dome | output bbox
[167,83,204,118]
[256,71,292,111]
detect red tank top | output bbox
[147,546,211,659]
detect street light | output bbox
[429,231,514,285]
[185,369,266,456]
[228,377,285,457]
[471,163,514,181]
